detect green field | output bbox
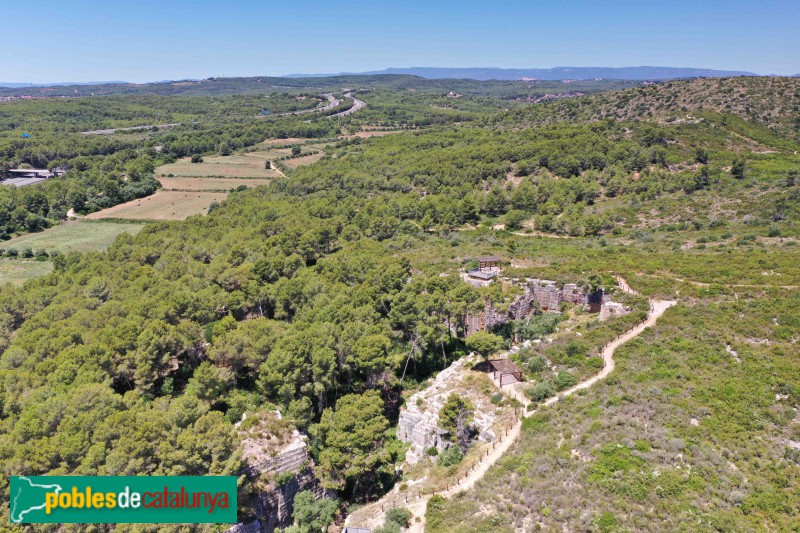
[0,221,145,254]
[0,259,54,285]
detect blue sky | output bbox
[1,0,798,83]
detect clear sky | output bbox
[1,0,798,83]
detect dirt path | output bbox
[271,162,286,178]
[347,278,675,532]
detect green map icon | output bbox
[10,476,63,523]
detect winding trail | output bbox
[346,277,676,532]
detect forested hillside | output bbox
[0,76,798,531]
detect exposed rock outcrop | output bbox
[600,301,629,321]
[397,357,499,464]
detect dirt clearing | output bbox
[85,191,226,221]
[158,177,271,191]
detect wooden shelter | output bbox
[477,256,500,271]
[488,358,523,387]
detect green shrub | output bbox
[526,356,547,373]
[274,471,294,486]
[554,371,578,391]
[437,445,463,467]
[385,507,412,528]
[526,381,555,402]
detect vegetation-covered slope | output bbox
[504,76,800,139]
[0,76,798,530]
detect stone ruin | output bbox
[463,279,609,336]
[529,279,609,311]
[397,357,498,465]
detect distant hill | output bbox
[287,66,759,81]
[0,81,127,88]
[0,75,639,98]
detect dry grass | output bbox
[283,152,325,169]
[158,177,271,191]
[262,137,313,145]
[156,152,286,178]
[85,191,226,221]
[345,130,407,139]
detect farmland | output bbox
[0,221,145,254]
[156,152,285,178]
[158,176,272,191]
[283,152,325,169]
[84,190,227,220]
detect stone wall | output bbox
[462,279,608,336]
[464,286,539,336]
[532,282,562,310]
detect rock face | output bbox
[397,357,497,465]
[258,468,329,532]
[242,435,309,477]
[600,301,629,321]
[240,424,331,532]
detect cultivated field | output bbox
[345,129,407,139]
[262,137,313,145]
[158,177,272,191]
[0,259,53,285]
[283,152,325,169]
[0,221,145,253]
[85,191,226,221]
[156,152,286,178]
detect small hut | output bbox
[488,358,523,387]
[476,256,500,271]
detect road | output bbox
[345,277,676,532]
[327,92,366,118]
[274,93,341,117]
